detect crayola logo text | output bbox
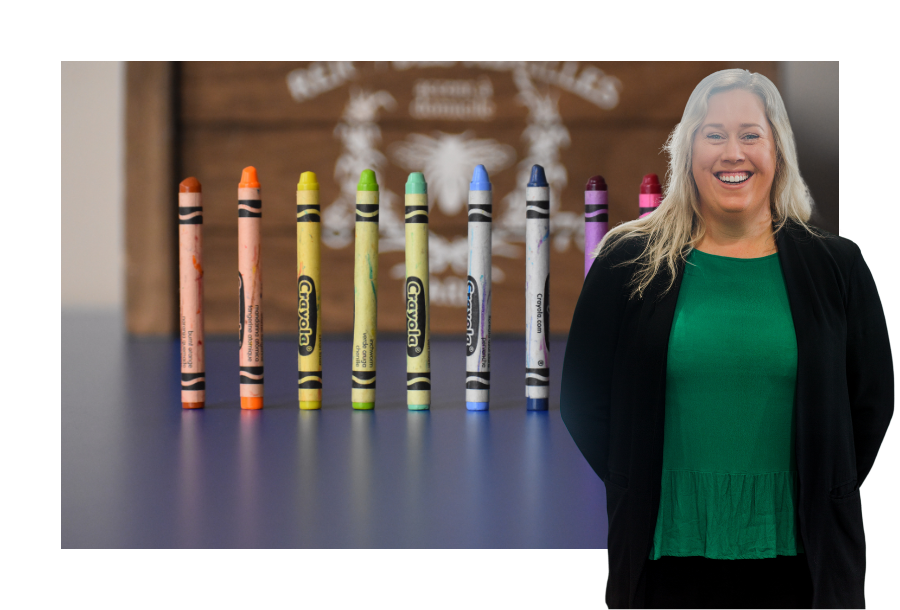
[298,276,318,356]
[406,277,426,357]
[466,276,480,357]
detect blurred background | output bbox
[61,62,838,337]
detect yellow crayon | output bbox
[297,171,322,409]
[352,169,379,409]
[405,172,430,410]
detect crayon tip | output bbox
[585,175,607,191]
[408,404,430,411]
[299,401,321,410]
[182,401,204,409]
[353,402,375,410]
[239,166,260,188]
[640,173,662,195]
[405,172,427,194]
[467,401,489,411]
[241,397,263,410]
[179,177,202,193]
[357,169,378,192]
[470,165,492,191]
[528,165,548,187]
[297,171,319,191]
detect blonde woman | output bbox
[561,69,892,609]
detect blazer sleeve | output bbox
[845,247,894,487]
[560,247,629,483]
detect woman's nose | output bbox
[722,137,744,163]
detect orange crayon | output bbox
[179,177,205,409]
[238,167,264,410]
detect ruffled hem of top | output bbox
[649,469,805,560]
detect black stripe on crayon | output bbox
[639,206,658,212]
[526,379,550,387]
[179,207,203,215]
[239,200,262,209]
[352,370,376,380]
[297,205,321,212]
[179,217,203,225]
[405,206,428,214]
[352,379,377,389]
[240,376,264,385]
[466,380,490,390]
[298,379,323,389]
[585,204,608,213]
[182,372,206,381]
[468,204,492,212]
[405,215,428,224]
[466,371,490,380]
[585,214,609,223]
[526,211,550,219]
[526,368,550,375]
[181,381,206,390]
[297,216,321,223]
[407,381,431,391]
[526,200,550,210]
[468,216,492,223]
[356,204,379,213]
[355,214,379,223]
[299,370,323,377]
[407,372,431,380]
[240,366,265,374]
[239,210,262,218]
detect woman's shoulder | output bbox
[780,219,862,269]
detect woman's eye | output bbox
[707,133,724,140]
[742,133,760,141]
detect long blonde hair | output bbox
[596,68,816,299]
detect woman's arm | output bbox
[560,246,629,483]
[845,248,894,487]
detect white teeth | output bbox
[718,173,750,184]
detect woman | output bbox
[560,69,893,609]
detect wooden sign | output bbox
[126,61,778,335]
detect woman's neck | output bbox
[695,207,777,258]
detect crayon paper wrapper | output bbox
[526,186,550,400]
[466,189,492,403]
[406,192,430,406]
[239,187,263,399]
[180,192,205,402]
[352,189,378,403]
[297,189,322,403]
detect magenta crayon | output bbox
[639,173,661,218]
[584,175,608,277]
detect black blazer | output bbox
[560,220,893,609]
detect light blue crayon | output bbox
[466,165,492,411]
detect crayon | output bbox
[405,172,430,411]
[352,169,379,410]
[179,177,205,409]
[525,165,550,411]
[238,167,264,410]
[297,171,322,410]
[639,173,661,218]
[466,165,492,411]
[584,175,608,278]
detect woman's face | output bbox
[691,88,777,220]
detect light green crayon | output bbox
[405,172,430,410]
[352,169,378,409]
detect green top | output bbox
[649,249,804,560]
[357,169,378,191]
[405,172,427,194]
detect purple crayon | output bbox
[584,175,608,278]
